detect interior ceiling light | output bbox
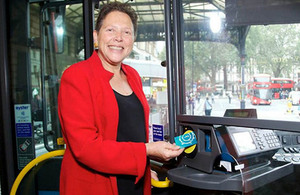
[209,14,221,33]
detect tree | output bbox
[184,41,239,91]
[246,24,300,78]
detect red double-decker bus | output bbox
[271,78,295,99]
[248,74,272,105]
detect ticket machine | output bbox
[168,113,293,193]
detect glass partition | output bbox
[30,2,84,156]
[181,1,300,123]
[29,0,168,157]
[120,1,168,142]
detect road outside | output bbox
[188,95,300,122]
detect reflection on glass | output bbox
[124,43,167,142]
[254,77,271,82]
[254,89,272,100]
[182,1,300,122]
[232,131,256,153]
[30,3,85,156]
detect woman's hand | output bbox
[150,170,159,181]
[145,141,184,162]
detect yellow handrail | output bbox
[151,177,173,188]
[10,149,65,195]
[10,149,171,194]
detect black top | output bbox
[114,90,146,195]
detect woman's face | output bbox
[93,11,134,67]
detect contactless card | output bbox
[174,131,197,148]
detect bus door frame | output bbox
[0,0,16,193]
[0,0,97,194]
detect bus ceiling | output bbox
[139,0,300,54]
[226,0,300,26]
[29,0,300,53]
[30,1,300,26]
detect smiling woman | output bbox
[93,11,134,72]
[57,2,183,195]
[93,10,135,95]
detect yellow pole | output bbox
[10,149,65,195]
[151,177,173,188]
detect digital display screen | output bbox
[232,132,257,153]
[224,109,257,118]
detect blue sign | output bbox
[153,124,164,142]
[16,123,32,137]
[14,104,34,170]
[14,104,32,137]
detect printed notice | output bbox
[14,104,34,170]
[14,104,32,137]
[153,124,164,142]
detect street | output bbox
[189,95,300,122]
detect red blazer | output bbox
[58,51,151,195]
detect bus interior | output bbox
[1,0,300,194]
